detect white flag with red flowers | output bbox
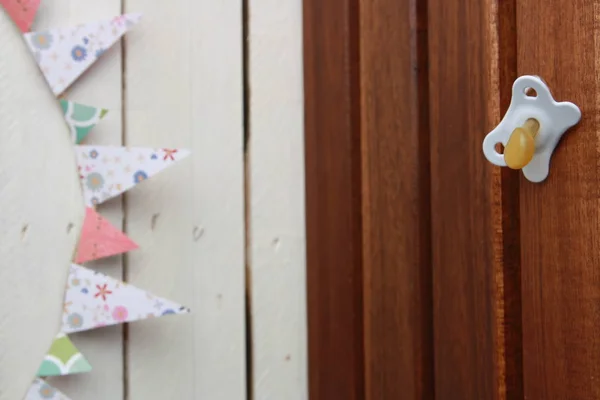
[75,145,190,207]
[62,264,190,334]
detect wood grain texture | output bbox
[123,1,246,399]
[248,0,308,398]
[428,0,507,398]
[496,0,524,398]
[304,0,365,398]
[359,0,433,399]
[0,8,84,400]
[36,2,127,398]
[518,1,600,398]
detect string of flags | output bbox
[0,3,191,399]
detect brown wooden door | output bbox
[304,0,599,399]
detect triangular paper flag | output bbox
[76,207,138,264]
[61,99,108,144]
[62,264,190,334]
[37,333,92,377]
[76,145,191,206]
[24,13,141,95]
[25,379,71,400]
[0,0,40,32]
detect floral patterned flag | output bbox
[37,333,92,377]
[0,0,40,32]
[24,13,141,96]
[75,145,191,207]
[62,264,190,334]
[76,207,138,264]
[25,379,71,400]
[61,99,108,144]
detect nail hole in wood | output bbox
[151,213,160,230]
[21,224,29,241]
[193,226,204,241]
[272,237,281,249]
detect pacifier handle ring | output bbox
[512,76,552,104]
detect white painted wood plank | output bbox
[0,8,84,400]
[248,0,308,398]
[123,1,246,399]
[35,1,125,399]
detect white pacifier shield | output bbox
[482,75,581,183]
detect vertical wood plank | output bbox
[248,0,308,398]
[359,0,433,399]
[518,1,600,398]
[428,0,510,398]
[496,1,524,398]
[123,1,246,399]
[35,1,126,399]
[303,0,365,398]
[0,9,84,400]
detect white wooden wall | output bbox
[20,0,307,399]
[0,8,84,400]
[248,0,307,398]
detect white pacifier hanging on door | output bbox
[482,75,582,183]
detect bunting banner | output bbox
[37,333,92,377]
[76,145,190,206]
[76,207,138,264]
[24,13,141,95]
[25,379,71,400]
[3,5,193,397]
[62,264,189,334]
[61,99,108,144]
[0,0,40,32]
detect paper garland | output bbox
[59,106,140,264]
[1,5,192,398]
[25,379,71,400]
[76,145,191,206]
[24,13,141,95]
[61,100,108,144]
[63,264,189,334]
[76,207,138,264]
[37,333,92,377]
[62,106,141,264]
[0,0,40,32]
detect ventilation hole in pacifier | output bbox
[495,143,505,155]
[524,87,537,97]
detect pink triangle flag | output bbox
[75,207,138,264]
[0,0,40,32]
